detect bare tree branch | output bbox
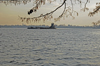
[1,0,98,23]
[88,4,100,16]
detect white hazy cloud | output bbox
[51,1,60,6]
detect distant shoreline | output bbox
[0,25,100,28]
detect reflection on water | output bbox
[0,28,100,66]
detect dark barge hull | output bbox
[27,23,56,29]
[27,27,56,29]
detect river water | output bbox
[0,28,100,66]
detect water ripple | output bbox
[0,28,100,66]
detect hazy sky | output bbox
[0,0,100,26]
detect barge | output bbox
[27,23,56,29]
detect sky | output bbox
[0,0,100,26]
